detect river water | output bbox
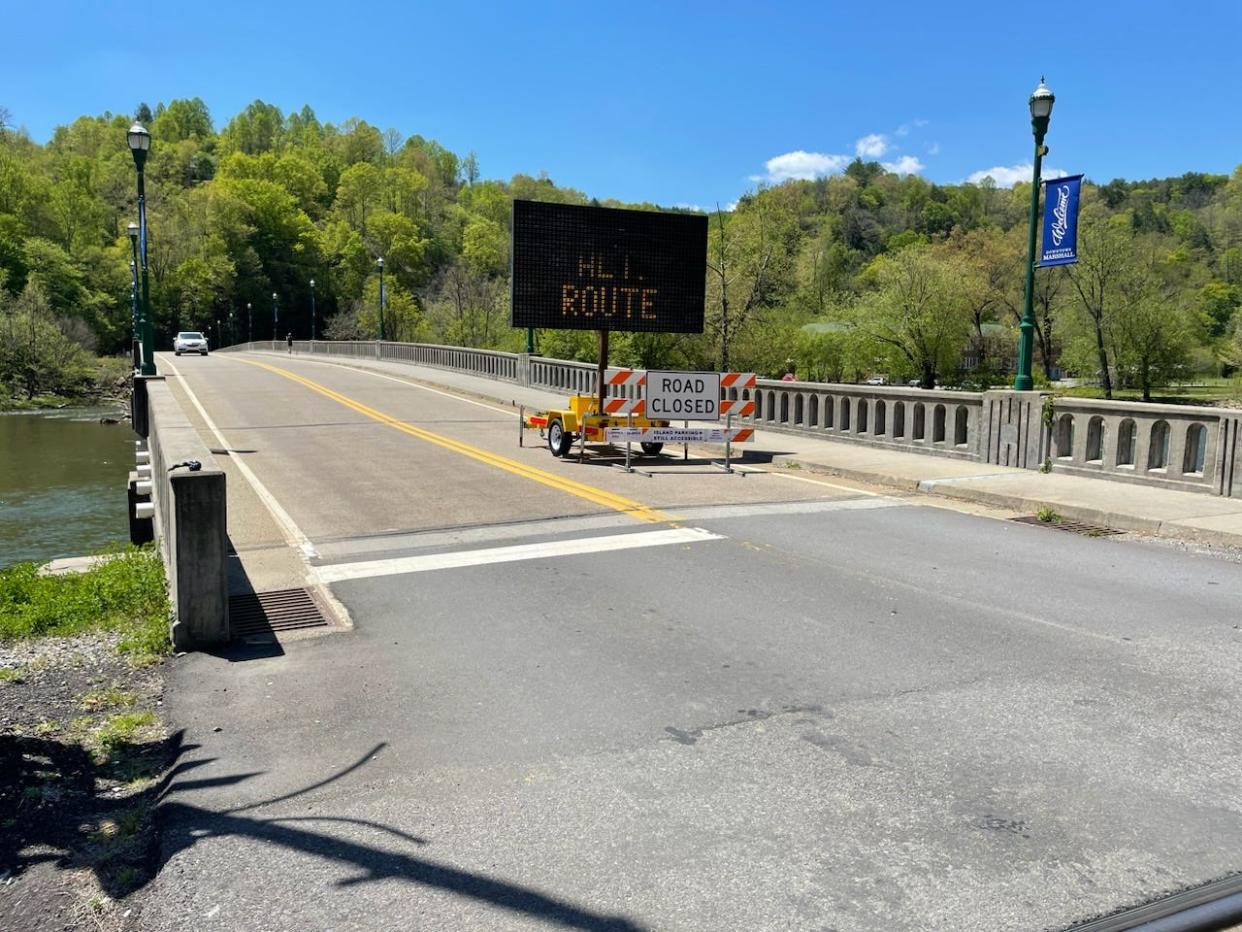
[0,408,135,568]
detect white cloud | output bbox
[966,163,1068,187]
[855,133,890,158]
[752,150,850,183]
[926,142,941,156]
[882,155,924,175]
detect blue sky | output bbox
[5,0,1240,207]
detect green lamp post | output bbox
[247,302,252,342]
[309,277,317,341]
[376,257,386,341]
[126,222,140,369]
[1014,79,1055,391]
[272,292,279,340]
[126,122,156,376]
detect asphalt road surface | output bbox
[139,352,1242,931]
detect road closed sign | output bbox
[645,371,721,421]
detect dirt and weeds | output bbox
[1,547,174,932]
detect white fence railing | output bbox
[218,340,1242,498]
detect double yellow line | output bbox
[241,359,670,523]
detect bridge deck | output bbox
[139,350,1242,932]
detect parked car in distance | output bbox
[173,331,209,356]
[865,376,888,385]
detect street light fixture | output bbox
[126,121,156,376]
[272,292,279,340]
[247,302,253,343]
[376,258,386,341]
[1014,78,1056,391]
[309,278,317,341]
[126,222,140,369]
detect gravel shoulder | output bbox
[1,632,174,932]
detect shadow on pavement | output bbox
[4,730,643,929]
[155,741,645,931]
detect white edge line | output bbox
[733,463,881,497]
[163,354,320,560]
[317,526,723,584]
[674,497,903,522]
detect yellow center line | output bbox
[238,358,671,524]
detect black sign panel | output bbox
[511,200,707,334]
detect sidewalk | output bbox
[260,350,1242,549]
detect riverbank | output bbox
[0,356,131,413]
[0,549,172,932]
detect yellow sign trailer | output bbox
[524,394,670,457]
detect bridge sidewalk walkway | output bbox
[260,350,1242,549]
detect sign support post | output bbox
[625,411,633,473]
[597,329,609,415]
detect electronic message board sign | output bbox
[511,200,707,334]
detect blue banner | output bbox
[1039,174,1083,267]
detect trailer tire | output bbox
[640,442,664,455]
[548,417,574,457]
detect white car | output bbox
[173,331,209,356]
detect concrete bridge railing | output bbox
[1042,395,1242,497]
[219,339,1242,498]
[737,380,986,461]
[131,376,229,650]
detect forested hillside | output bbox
[2,98,1240,398]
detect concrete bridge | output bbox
[132,344,1242,931]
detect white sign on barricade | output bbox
[606,427,754,444]
[645,371,721,421]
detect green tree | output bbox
[219,100,285,155]
[0,282,94,399]
[846,244,973,388]
[1066,214,1133,397]
[153,98,213,142]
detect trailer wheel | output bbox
[548,417,574,457]
[640,442,664,456]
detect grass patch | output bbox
[1037,506,1062,524]
[80,684,138,712]
[93,711,158,758]
[91,806,147,844]
[0,546,170,661]
[0,664,25,683]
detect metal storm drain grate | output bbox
[230,588,331,638]
[1010,515,1123,537]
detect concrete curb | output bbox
[773,453,1242,550]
